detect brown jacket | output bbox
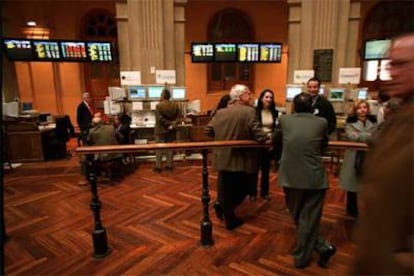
[352,97,414,274]
[154,100,180,136]
[205,103,267,173]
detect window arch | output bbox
[207,9,255,92]
[360,1,414,90]
[81,9,120,104]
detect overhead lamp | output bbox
[27,21,37,27]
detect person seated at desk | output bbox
[78,116,123,185]
[114,113,132,145]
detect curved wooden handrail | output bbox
[75,140,367,155]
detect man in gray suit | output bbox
[205,84,268,230]
[273,92,336,268]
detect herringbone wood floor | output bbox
[3,141,357,275]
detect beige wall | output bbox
[185,1,289,111]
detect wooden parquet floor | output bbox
[3,142,358,275]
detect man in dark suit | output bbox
[154,89,180,172]
[76,92,94,145]
[307,77,337,135]
[205,84,268,230]
[352,33,414,275]
[273,92,336,268]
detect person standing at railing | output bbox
[153,89,180,173]
[205,84,268,230]
[339,100,377,218]
[76,92,94,146]
[210,94,234,221]
[273,92,336,269]
[250,89,279,201]
[352,33,414,275]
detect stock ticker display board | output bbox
[3,38,113,62]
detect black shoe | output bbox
[165,166,173,171]
[318,244,336,267]
[213,202,224,220]
[225,217,244,230]
[153,167,161,173]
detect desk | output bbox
[130,124,192,143]
[6,123,55,162]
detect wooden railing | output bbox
[75,140,367,258]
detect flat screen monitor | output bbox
[86,41,113,62]
[364,39,391,60]
[214,43,237,62]
[237,43,259,62]
[191,43,214,62]
[357,88,368,100]
[60,41,87,61]
[21,102,33,111]
[171,87,186,100]
[3,38,33,61]
[128,86,147,101]
[329,88,345,102]
[286,85,302,101]
[259,43,282,62]
[32,40,61,61]
[147,85,164,100]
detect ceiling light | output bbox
[27,21,37,27]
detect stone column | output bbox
[287,0,361,85]
[174,0,187,86]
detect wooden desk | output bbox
[6,124,55,162]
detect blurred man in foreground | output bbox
[352,33,414,274]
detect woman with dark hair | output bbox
[251,89,279,200]
[339,100,377,217]
[210,94,233,117]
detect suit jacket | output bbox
[352,98,413,274]
[312,95,337,135]
[76,101,93,131]
[205,103,267,173]
[339,116,377,192]
[275,113,329,189]
[88,123,122,161]
[154,100,180,136]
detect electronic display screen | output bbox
[171,87,186,100]
[3,39,33,61]
[60,41,87,61]
[260,43,282,62]
[128,86,147,100]
[147,86,164,99]
[214,43,237,62]
[86,41,112,62]
[329,88,345,102]
[286,86,302,101]
[237,43,259,62]
[357,88,368,100]
[33,40,61,60]
[364,39,391,60]
[191,43,214,62]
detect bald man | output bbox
[352,33,414,274]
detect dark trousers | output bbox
[249,149,273,197]
[346,191,358,216]
[283,187,328,267]
[216,172,224,204]
[221,171,255,224]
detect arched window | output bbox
[207,9,254,92]
[360,1,414,90]
[81,9,119,104]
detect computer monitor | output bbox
[127,86,147,101]
[357,88,368,100]
[286,85,302,101]
[108,87,127,101]
[171,87,186,101]
[147,85,164,100]
[21,102,33,111]
[329,88,345,102]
